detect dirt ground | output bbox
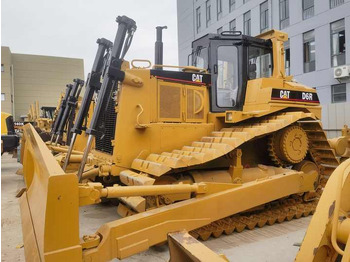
[1,153,312,261]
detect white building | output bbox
[177,0,350,136]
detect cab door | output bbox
[209,41,244,112]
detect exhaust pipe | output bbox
[154,26,167,69]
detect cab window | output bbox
[248,46,272,79]
[192,46,208,69]
[216,45,239,107]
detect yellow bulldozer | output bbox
[25,101,56,141]
[328,125,350,162]
[19,15,345,261]
[167,158,350,262]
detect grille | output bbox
[95,95,117,154]
[159,84,181,120]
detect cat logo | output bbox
[192,74,203,83]
[280,90,290,99]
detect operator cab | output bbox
[190,31,273,112]
[41,106,56,119]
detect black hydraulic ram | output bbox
[62,38,113,171]
[50,84,73,143]
[54,78,85,145]
[77,16,137,181]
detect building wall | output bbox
[322,102,350,138]
[177,0,195,67]
[177,0,350,133]
[1,47,13,114]
[1,47,84,120]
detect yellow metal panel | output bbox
[19,192,41,262]
[130,112,317,178]
[20,124,81,261]
[120,170,155,186]
[158,81,183,122]
[296,159,350,261]
[131,159,171,176]
[168,231,228,262]
[83,171,315,261]
[185,85,208,123]
[1,112,11,135]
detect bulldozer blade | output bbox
[19,124,82,261]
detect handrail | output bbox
[152,64,207,73]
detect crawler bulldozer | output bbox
[46,78,88,153]
[328,125,350,162]
[26,101,56,141]
[19,15,342,261]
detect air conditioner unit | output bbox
[334,65,350,79]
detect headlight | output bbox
[226,112,233,122]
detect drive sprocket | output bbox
[268,125,309,167]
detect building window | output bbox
[260,1,269,33]
[217,27,223,34]
[229,19,236,31]
[303,30,316,73]
[229,0,235,12]
[206,0,211,27]
[244,11,251,36]
[331,83,347,103]
[279,0,289,29]
[196,7,201,33]
[1,93,5,101]
[302,0,314,20]
[1,64,4,72]
[217,0,222,20]
[331,19,346,67]
[330,0,344,9]
[284,39,290,75]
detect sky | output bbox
[1,0,179,77]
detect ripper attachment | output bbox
[63,38,113,171]
[77,16,137,181]
[54,78,85,145]
[50,84,73,143]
